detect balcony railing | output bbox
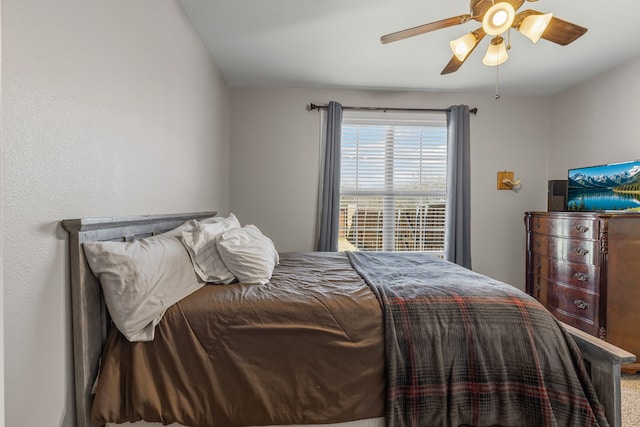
[339,203,445,253]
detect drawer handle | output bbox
[574,272,590,282]
[575,225,590,233]
[574,247,589,256]
[574,299,589,310]
[535,241,541,248]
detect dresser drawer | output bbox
[529,234,599,264]
[548,307,599,337]
[549,260,599,293]
[528,216,598,239]
[548,283,598,324]
[528,253,549,279]
[529,233,549,257]
[530,275,549,306]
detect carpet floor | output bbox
[622,373,640,426]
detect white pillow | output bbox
[83,228,205,342]
[216,225,279,285]
[181,213,241,283]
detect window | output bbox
[339,111,447,255]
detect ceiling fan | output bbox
[380,0,588,75]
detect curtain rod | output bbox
[307,103,478,115]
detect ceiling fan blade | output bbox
[515,10,587,45]
[441,28,485,75]
[542,16,588,45]
[381,14,471,44]
[441,56,465,75]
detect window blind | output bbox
[339,111,447,253]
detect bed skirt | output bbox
[106,417,385,427]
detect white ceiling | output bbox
[178,0,640,96]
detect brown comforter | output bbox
[92,252,385,426]
[92,251,607,427]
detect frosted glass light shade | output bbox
[449,33,478,61]
[482,38,509,66]
[482,2,516,36]
[519,13,553,43]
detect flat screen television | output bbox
[567,159,640,211]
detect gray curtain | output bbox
[445,105,472,268]
[316,101,343,251]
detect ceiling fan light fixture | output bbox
[482,36,509,66]
[519,13,553,43]
[482,2,516,36]
[379,1,587,75]
[449,32,478,61]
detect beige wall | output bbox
[230,88,550,289]
[549,57,640,178]
[0,0,4,424]
[1,1,230,425]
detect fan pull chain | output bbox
[494,63,501,100]
[493,29,511,100]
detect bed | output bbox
[62,211,635,427]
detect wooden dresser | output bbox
[525,211,640,373]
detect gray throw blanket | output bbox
[347,251,608,427]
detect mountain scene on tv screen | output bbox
[567,161,640,211]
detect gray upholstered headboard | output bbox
[61,211,216,427]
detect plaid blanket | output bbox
[347,251,608,427]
